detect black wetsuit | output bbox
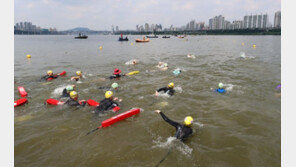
[98,86,111,90]
[95,98,119,113]
[40,75,58,81]
[109,74,122,79]
[160,112,193,141]
[157,87,175,96]
[65,98,86,107]
[61,89,70,98]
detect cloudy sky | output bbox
[14,0,281,31]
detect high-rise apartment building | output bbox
[274,11,281,28]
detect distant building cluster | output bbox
[138,10,281,32]
[14,22,58,33]
[208,14,269,30]
[136,23,162,32]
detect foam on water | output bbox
[239,52,255,59]
[153,136,193,156]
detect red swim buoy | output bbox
[58,71,66,76]
[87,99,100,106]
[46,98,65,105]
[18,86,27,97]
[87,99,120,112]
[100,108,141,128]
[14,98,28,107]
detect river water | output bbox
[14,35,281,167]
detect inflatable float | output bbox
[18,86,27,97]
[14,98,28,107]
[87,108,141,135]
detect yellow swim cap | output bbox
[76,71,82,76]
[70,91,78,99]
[26,54,31,58]
[105,91,113,98]
[47,70,53,75]
[184,116,193,126]
[168,82,174,88]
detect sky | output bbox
[14,0,281,31]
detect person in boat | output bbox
[216,83,226,93]
[71,71,83,81]
[41,70,58,81]
[155,82,175,96]
[60,85,76,98]
[95,91,121,114]
[154,110,193,141]
[109,68,125,79]
[98,82,119,90]
[65,91,86,107]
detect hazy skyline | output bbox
[15,0,281,30]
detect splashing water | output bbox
[51,85,67,97]
[240,52,246,58]
[225,84,234,91]
[175,86,183,93]
[193,122,204,128]
[153,136,193,156]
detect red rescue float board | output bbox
[18,86,27,97]
[100,108,141,128]
[14,98,28,107]
[46,98,65,105]
[87,99,120,112]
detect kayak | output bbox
[14,98,28,107]
[87,99,120,112]
[18,86,27,97]
[100,108,140,128]
[126,71,139,76]
[47,71,67,81]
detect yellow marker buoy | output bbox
[26,54,31,58]
[242,43,244,46]
[253,44,256,48]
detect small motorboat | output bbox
[75,33,88,39]
[135,37,150,43]
[146,35,158,38]
[178,35,186,38]
[162,36,170,38]
[118,34,129,41]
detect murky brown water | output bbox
[14,35,280,167]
